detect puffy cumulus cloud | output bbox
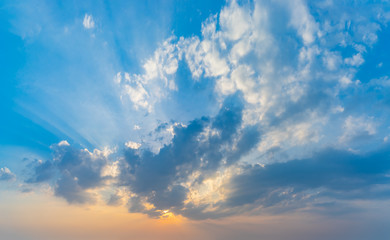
[125,141,142,150]
[115,38,179,112]
[0,167,15,181]
[115,72,150,111]
[114,0,389,155]
[26,141,114,204]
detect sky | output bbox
[1,0,390,239]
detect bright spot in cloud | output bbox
[125,141,142,149]
[58,140,70,146]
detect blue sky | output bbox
[1,0,390,239]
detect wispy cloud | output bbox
[83,14,95,29]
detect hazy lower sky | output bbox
[1,0,390,239]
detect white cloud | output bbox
[179,36,229,79]
[219,1,251,41]
[229,65,257,104]
[123,78,149,110]
[115,38,180,111]
[58,140,70,146]
[286,0,320,45]
[115,72,150,111]
[125,141,142,150]
[344,53,364,67]
[339,116,377,143]
[115,0,385,159]
[83,14,95,29]
[0,167,12,175]
[0,167,15,181]
[101,161,120,178]
[339,75,353,87]
[257,114,324,155]
[331,105,344,113]
[323,51,342,71]
[369,76,390,87]
[143,37,178,89]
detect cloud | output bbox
[158,146,390,220]
[114,38,179,112]
[27,141,113,204]
[110,1,390,219]
[0,167,15,181]
[83,14,95,29]
[115,72,150,110]
[21,0,390,221]
[125,141,141,150]
[118,94,261,217]
[225,147,390,209]
[108,2,389,167]
[286,0,320,45]
[339,116,377,143]
[345,53,365,67]
[106,192,124,206]
[111,0,388,156]
[58,140,70,146]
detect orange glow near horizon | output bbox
[1,189,390,240]
[0,190,198,240]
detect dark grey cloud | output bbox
[224,147,390,209]
[107,192,123,206]
[119,94,261,217]
[26,160,54,183]
[27,143,110,204]
[267,87,331,128]
[167,147,390,220]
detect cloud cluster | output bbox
[118,94,260,217]
[25,0,390,220]
[115,0,389,156]
[120,95,260,212]
[25,95,262,218]
[111,0,390,218]
[120,129,390,219]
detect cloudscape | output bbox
[1,0,390,239]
